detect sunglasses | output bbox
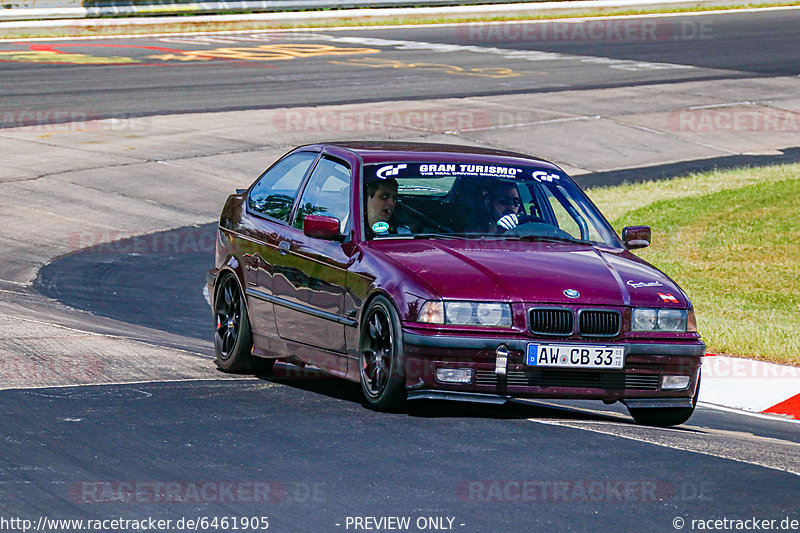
[495,196,523,207]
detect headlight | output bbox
[417,300,512,327]
[447,302,474,324]
[631,308,688,332]
[476,303,507,326]
[631,308,657,331]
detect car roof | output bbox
[299,141,561,170]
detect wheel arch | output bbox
[358,288,401,328]
[214,255,250,316]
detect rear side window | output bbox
[293,157,352,232]
[248,151,317,221]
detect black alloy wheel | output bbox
[359,295,406,411]
[214,272,274,374]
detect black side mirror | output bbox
[622,226,651,249]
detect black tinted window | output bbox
[361,162,619,246]
[248,151,317,221]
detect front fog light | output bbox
[661,375,691,390]
[435,368,473,384]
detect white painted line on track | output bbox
[525,416,800,476]
[0,288,30,295]
[278,32,695,71]
[455,115,601,134]
[688,101,755,109]
[3,376,263,392]
[0,311,214,363]
[0,278,28,286]
[698,401,800,425]
[2,314,105,337]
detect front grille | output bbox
[579,310,621,337]
[474,369,659,390]
[529,308,573,336]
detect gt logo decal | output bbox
[532,170,560,182]
[376,164,407,179]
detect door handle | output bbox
[278,240,291,254]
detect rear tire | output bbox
[213,272,275,374]
[628,371,701,427]
[359,296,406,411]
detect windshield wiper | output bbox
[518,235,591,245]
[412,233,471,240]
[409,233,591,244]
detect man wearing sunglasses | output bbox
[489,182,523,232]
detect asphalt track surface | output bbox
[3,9,800,532]
[28,223,800,529]
[2,378,799,531]
[2,10,800,123]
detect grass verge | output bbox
[2,1,800,40]
[588,163,800,366]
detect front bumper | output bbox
[402,330,704,404]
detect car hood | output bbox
[369,239,688,307]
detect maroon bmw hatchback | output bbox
[208,142,704,426]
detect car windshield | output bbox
[362,161,621,247]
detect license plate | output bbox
[526,344,625,369]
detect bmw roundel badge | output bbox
[564,289,580,298]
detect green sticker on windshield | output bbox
[372,221,389,234]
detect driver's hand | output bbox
[497,213,518,231]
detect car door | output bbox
[272,154,355,374]
[241,150,319,346]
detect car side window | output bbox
[293,157,352,232]
[248,151,318,221]
[540,184,598,242]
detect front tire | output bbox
[213,272,274,374]
[628,371,701,427]
[359,296,406,411]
